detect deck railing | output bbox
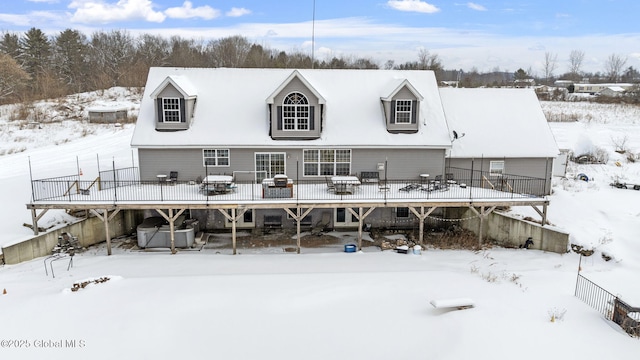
[574,274,640,337]
[30,175,547,203]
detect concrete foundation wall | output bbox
[1,210,143,265]
[455,209,569,254]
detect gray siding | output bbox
[447,157,553,195]
[384,86,419,133]
[139,147,446,182]
[270,77,322,139]
[88,110,127,123]
[154,83,194,131]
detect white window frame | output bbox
[489,161,505,176]
[254,152,286,182]
[283,92,310,131]
[162,97,181,123]
[203,149,230,167]
[335,208,359,226]
[395,99,412,124]
[224,209,254,228]
[303,149,351,177]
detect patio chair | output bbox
[168,171,178,185]
[378,180,390,192]
[325,176,336,192]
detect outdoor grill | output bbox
[273,174,288,187]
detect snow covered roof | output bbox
[601,86,625,92]
[87,105,128,112]
[131,68,451,149]
[439,88,559,158]
[380,78,424,101]
[149,75,197,99]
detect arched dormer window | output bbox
[283,92,309,130]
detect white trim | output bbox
[162,97,181,123]
[224,209,254,228]
[303,149,351,177]
[334,207,359,227]
[395,99,412,124]
[282,92,310,131]
[489,160,505,176]
[254,152,286,182]
[203,149,230,167]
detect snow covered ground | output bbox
[0,91,639,359]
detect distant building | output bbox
[514,78,536,88]
[573,83,634,94]
[554,80,574,87]
[598,86,626,97]
[87,106,128,123]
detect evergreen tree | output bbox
[18,28,52,96]
[19,27,51,77]
[0,32,21,59]
[52,29,88,93]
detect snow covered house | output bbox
[439,88,558,195]
[127,67,558,234]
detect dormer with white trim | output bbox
[266,70,325,140]
[150,75,198,131]
[381,79,424,133]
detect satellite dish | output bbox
[451,130,466,141]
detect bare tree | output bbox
[417,48,442,71]
[384,59,395,70]
[542,52,558,84]
[88,30,136,88]
[206,35,252,68]
[167,36,207,67]
[568,50,584,80]
[604,53,628,82]
[243,44,273,68]
[0,53,29,102]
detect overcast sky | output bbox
[2,0,639,74]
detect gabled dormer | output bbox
[150,75,197,131]
[266,70,325,140]
[381,79,423,133]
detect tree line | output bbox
[0,28,387,104]
[0,27,637,104]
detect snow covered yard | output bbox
[1,246,638,360]
[1,90,640,359]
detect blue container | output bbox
[344,244,357,253]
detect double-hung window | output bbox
[489,161,504,176]
[203,149,230,167]
[283,92,309,130]
[162,98,181,122]
[395,100,412,123]
[303,149,351,176]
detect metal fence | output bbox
[99,167,139,190]
[574,274,640,337]
[446,166,549,197]
[29,176,548,204]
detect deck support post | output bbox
[468,205,496,245]
[346,207,376,250]
[155,208,186,254]
[90,208,121,256]
[408,206,437,248]
[29,208,49,235]
[218,208,247,255]
[284,207,314,254]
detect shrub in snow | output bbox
[548,308,567,322]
